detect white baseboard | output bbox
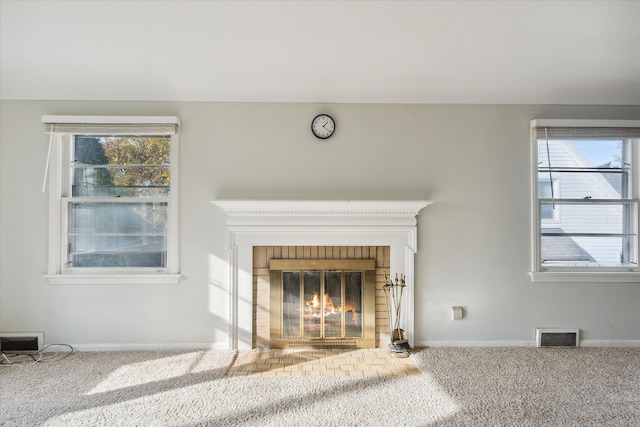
[580,340,640,347]
[57,340,640,351]
[415,340,534,348]
[415,340,640,348]
[65,342,230,352]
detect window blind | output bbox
[532,126,640,140]
[42,116,180,135]
[530,120,640,140]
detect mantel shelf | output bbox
[212,200,432,227]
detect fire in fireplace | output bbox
[287,271,361,339]
[270,259,376,348]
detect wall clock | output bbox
[311,114,336,140]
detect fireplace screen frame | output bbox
[269,259,376,349]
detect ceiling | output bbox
[1,0,639,105]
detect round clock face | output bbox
[311,114,336,140]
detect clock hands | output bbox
[322,118,335,130]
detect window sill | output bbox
[529,271,640,283]
[45,274,182,285]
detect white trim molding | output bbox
[214,200,429,227]
[416,340,640,348]
[417,340,535,348]
[44,274,181,285]
[212,200,432,350]
[531,119,640,128]
[530,272,640,283]
[69,342,228,352]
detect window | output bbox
[538,178,559,221]
[43,116,180,284]
[530,119,640,282]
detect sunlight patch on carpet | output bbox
[85,351,225,395]
[47,374,461,427]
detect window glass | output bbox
[538,180,554,220]
[68,201,168,268]
[72,136,170,198]
[67,136,172,270]
[535,135,636,271]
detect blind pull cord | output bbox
[42,125,54,194]
[544,127,555,210]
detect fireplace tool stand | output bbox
[383,273,410,358]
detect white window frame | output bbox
[530,119,640,283]
[43,116,181,285]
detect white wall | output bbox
[1,101,639,349]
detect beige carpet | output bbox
[1,347,638,426]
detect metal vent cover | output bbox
[536,328,580,347]
[0,332,44,352]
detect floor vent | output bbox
[536,328,579,347]
[0,332,44,352]
[287,340,357,349]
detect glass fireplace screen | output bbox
[269,259,376,348]
[282,270,363,340]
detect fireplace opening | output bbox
[269,259,376,349]
[286,271,361,339]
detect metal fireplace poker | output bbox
[383,273,410,358]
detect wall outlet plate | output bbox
[0,332,44,352]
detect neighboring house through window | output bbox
[43,116,180,284]
[530,119,640,282]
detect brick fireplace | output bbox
[212,200,431,350]
[254,246,388,349]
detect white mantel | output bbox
[212,200,432,350]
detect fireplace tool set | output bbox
[383,273,410,358]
